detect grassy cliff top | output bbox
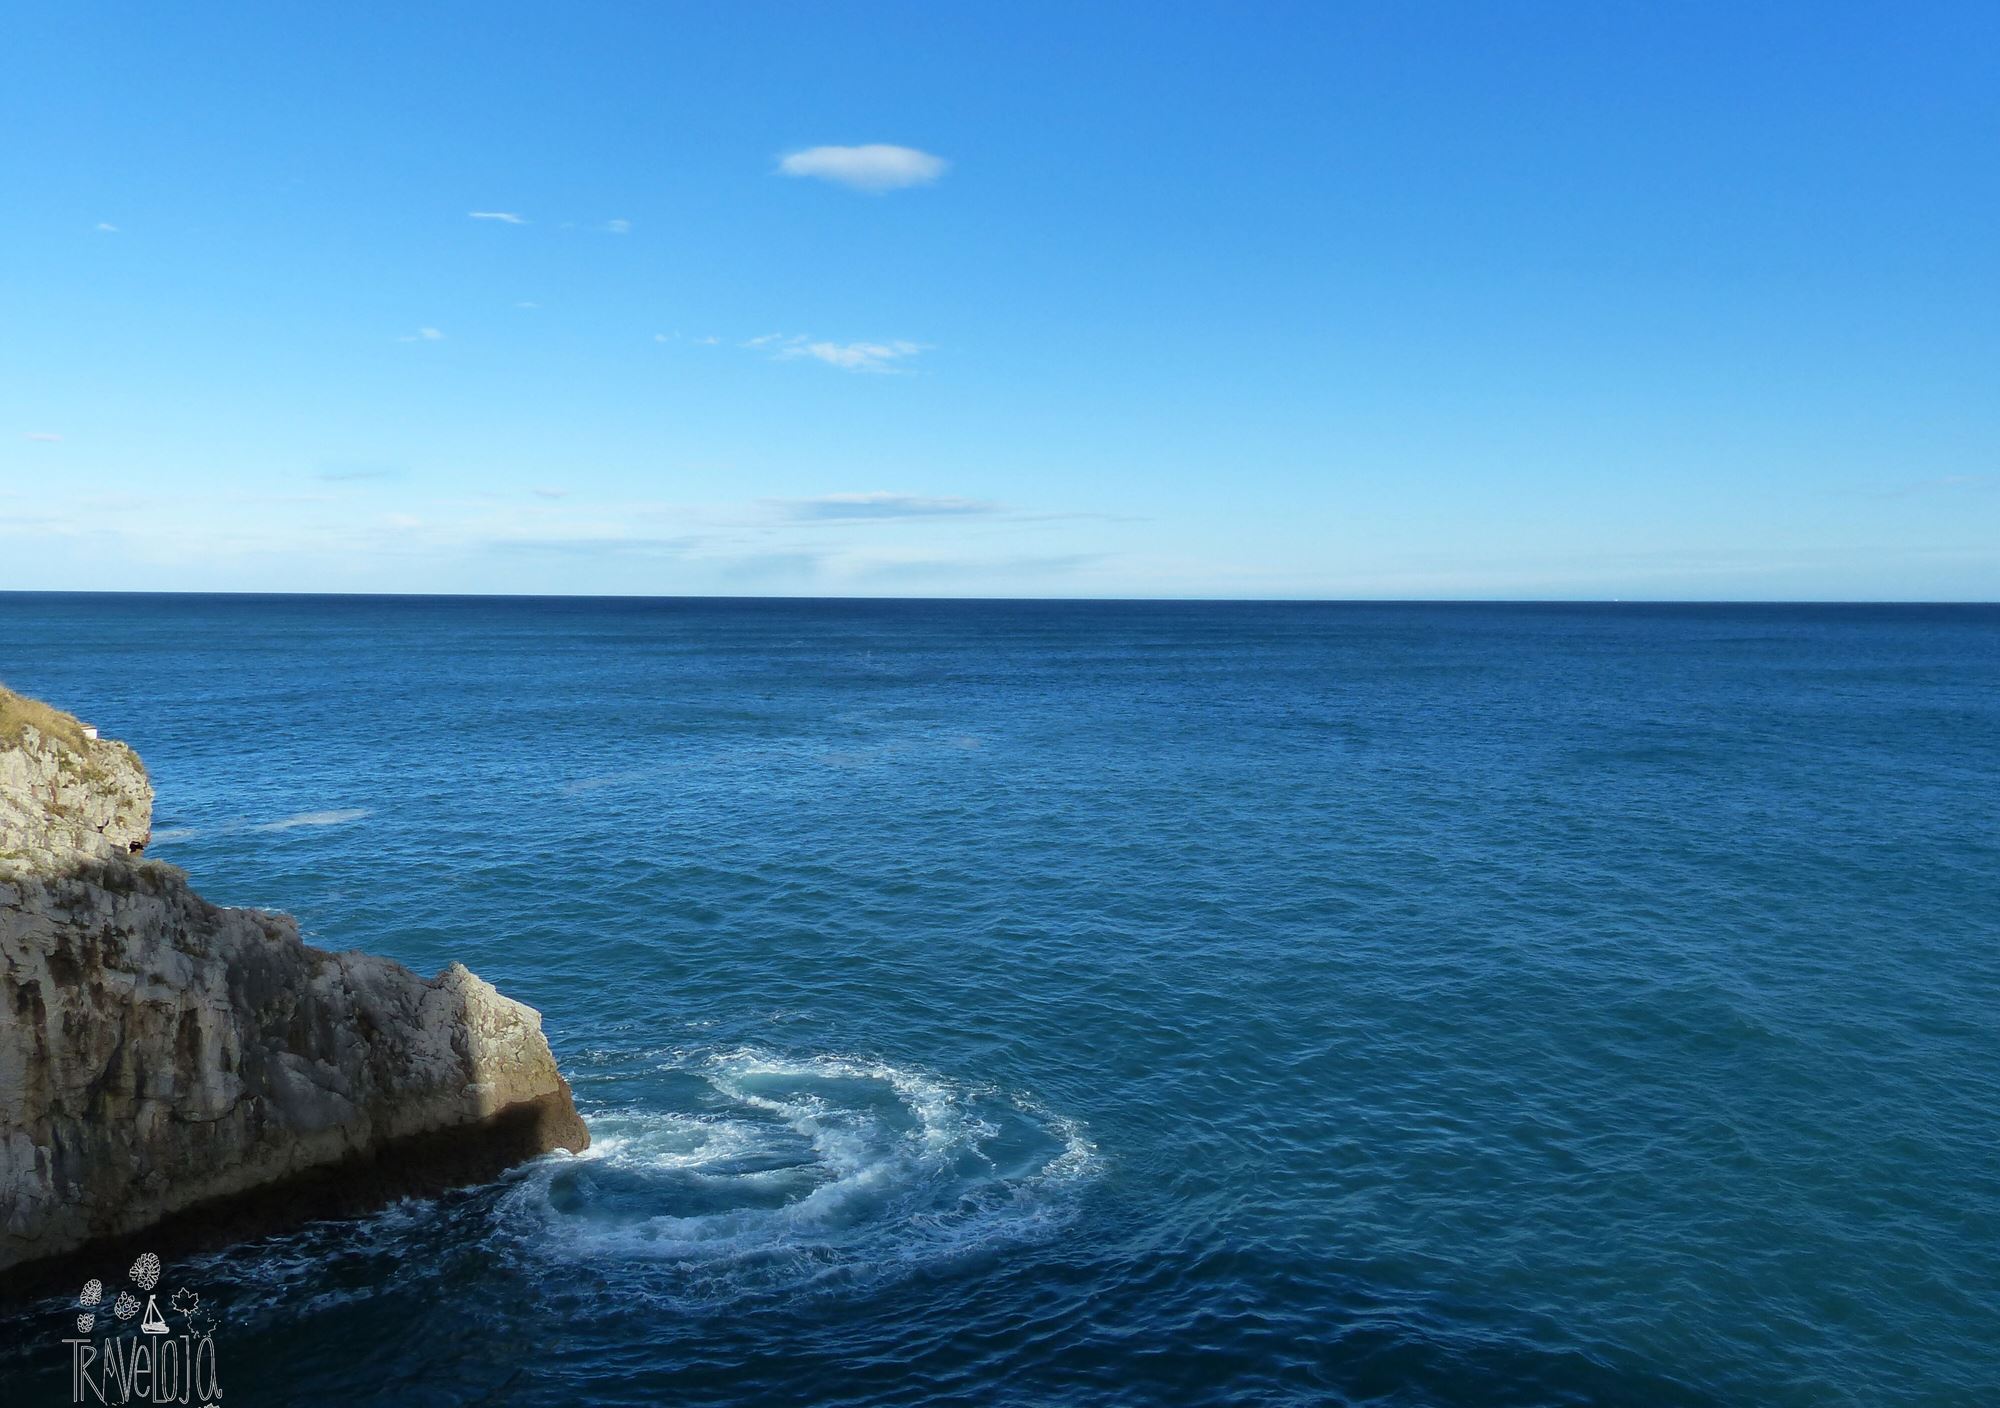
[0,683,94,753]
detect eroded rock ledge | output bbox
[0,686,587,1278]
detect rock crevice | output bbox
[0,687,588,1277]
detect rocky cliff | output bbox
[0,686,587,1277]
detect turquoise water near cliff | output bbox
[2,595,1997,1406]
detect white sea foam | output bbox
[149,808,372,846]
[250,808,370,832]
[168,1047,1099,1320]
[487,1046,1100,1303]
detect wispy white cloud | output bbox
[316,463,406,483]
[23,432,63,443]
[844,551,1106,583]
[1877,473,1996,499]
[604,218,632,235]
[792,339,925,372]
[94,222,118,233]
[770,492,1000,522]
[745,333,927,372]
[515,300,542,309]
[469,211,526,224]
[397,327,445,342]
[0,478,1124,594]
[777,144,948,192]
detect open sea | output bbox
[1,593,1996,1407]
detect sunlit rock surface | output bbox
[0,686,587,1276]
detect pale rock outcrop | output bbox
[0,704,150,868]
[0,688,587,1276]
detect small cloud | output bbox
[1878,473,1995,498]
[316,462,405,483]
[488,534,705,559]
[696,335,720,345]
[605,218,632,235]
[653,332,675,343]
[94,222,118,233]
[469,211,526,224]
[789,339,925,372]
[383,512,422,530]
[744,333,924,371]
[398,327,445,342]
[772,492,1000,522]
[777,144,949,192]
[516,300,542,309]
[852,551,1106,583]
[530,486,568,500]
[23,432,62,443]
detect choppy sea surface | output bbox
[1,594,1996,1407]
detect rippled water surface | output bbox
[2,595,1997,1406]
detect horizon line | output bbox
[1,589,1995,608]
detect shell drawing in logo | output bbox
[112,1291,140,1320]
[79,1279,103,1308]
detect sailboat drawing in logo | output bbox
[140,1295,170,1335]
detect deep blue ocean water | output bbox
[2,594,1997,1407]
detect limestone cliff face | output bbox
[0,701,151,868]
[0,688,587,1276]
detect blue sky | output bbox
[3,3,1996,599]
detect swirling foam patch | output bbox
[489,1047,1100,1304]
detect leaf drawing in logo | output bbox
[129,1252,162,1291]
[113,1291,140,1320]
[79,1278,103,1308]
[77,1313,96,1334]
[171,1287,199,1318]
